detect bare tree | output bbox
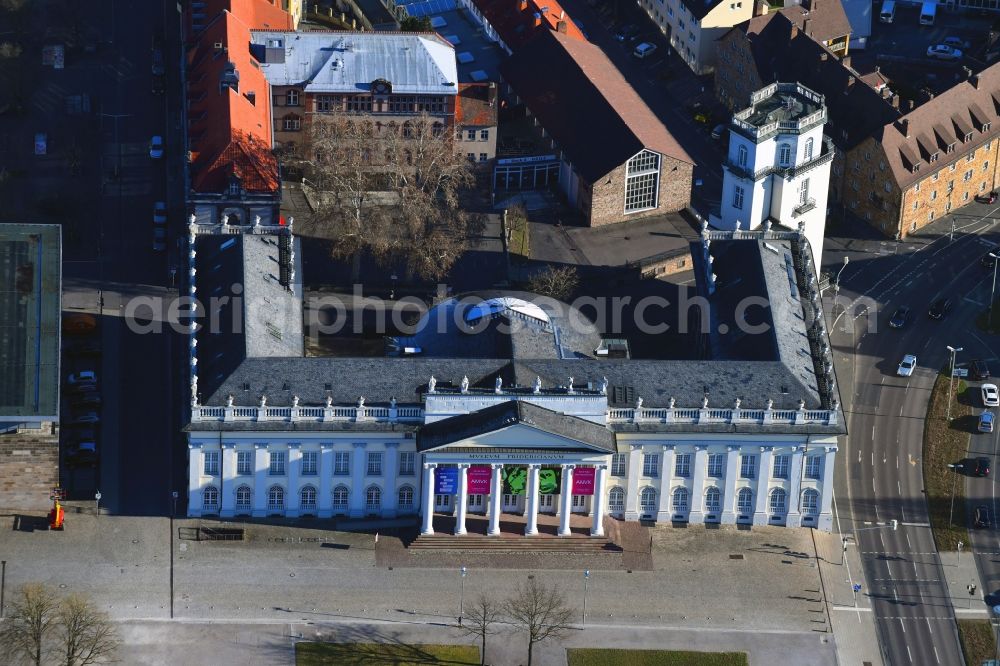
[504,204,530,259]
[504,578,575,666]
[56,595,120,666]
[457,594,503,666]
[0,583,58,666]
[527,266,579,301]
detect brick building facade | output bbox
[0,425,59,511]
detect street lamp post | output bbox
[95,490,102,518]
[458,566,467,625]
[948,463,964,525]
[958,540,964,566]
[989,252,999,330]
[582,570,590,626]
[172,491,179,518]
[833,256,849,296]
[946,345,963,422]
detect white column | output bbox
[688,447,708,524]
[525,464,540,536]
[623,445,642,520]
[349,442,366,518]
[752,447,774,526]
[656,446,675,521]
[720,446,739,523]
[252,444,268,517]
[318,447,334,518]
[455,464,469,535]
[421,463,437,535]
[785,447,804,528]
[558,464,575,536]
[187,445,203,517]
[384,443,400,518]
[591,465,607,537]
[488,464,503,536]
[818,447,836,531]
[286,445,301,517]
[220,444,236,516]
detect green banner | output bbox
[538,467,561,495]
[501,467,562,495]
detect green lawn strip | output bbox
[923,370,974,552]
[975,296,1000,335]
[958,619,998,666]
[567,648,748,666]
[295,642,479,666]
[508,222,530,261]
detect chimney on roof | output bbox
[790,24,799,38]
[559,9,565,18]
[755,0,768,15]
[891,93,900,108]
[534,11,542,26]
[841,55,851,69]
[804,18,812,35]
[557,19,567,32]
[820,52,828,62]
[907,99,915,111]
[518,0,528,10]
[488,81,497,107]
[845,75,855,92]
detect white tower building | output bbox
[713,82,833,261]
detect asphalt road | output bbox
[829,207,1000,665]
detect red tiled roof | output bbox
[187,9,280,194]
[472,0,586,51]
[202,0,293,30]
[455,83,498,127]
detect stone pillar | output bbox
[591,465,607,537]
[318,447,334,518]
[525,464,540,536]
[488,464,503,536]
[688,447,708,524]
[187,445,203,517]
[384,442,400,518]
[752,447,773,526]
[349,442,366,518]
[455,464,469,535]
[421,463,437,535]
[286,445,301,517]
[720,446,740,523]
[656,446,675,522]
[818,447,836,531]
[623,444,642,520]
[785,447,805,527]
[252,444,268,517]
[558,464,575,536]
[220,444,236,516]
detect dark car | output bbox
[976,191,998,204]
[614,24,640,42]
[970,359,992,380]
[974,456,991,477]
[152,74,164,95]
[975,505,992,529]
[151,47,165,76]
[928,298,953,319]
[888,306,910,329]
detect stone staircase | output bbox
[409,533,621,553]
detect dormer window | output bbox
[930,152,939,163]
[946,143,955,154]
[983,122,991,132]
[228,178,242,196]
[965,132,974,142]
[912,163,921,173]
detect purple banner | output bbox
[435,467,458,494]
[467,465,492,494]
[572,467,596,496]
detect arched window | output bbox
[671,487,689,511]
[737,488,753,515]
[608,487,625,512]
[398,485,414,510]
[625,150,662,212]
[332,485,349,510]
[203,486,219,510]
[365,485,382,511]
[769,488,787,514]
[300,485,317,510]
[778,143,791,166]
[804,137,814,161]
[235,485,252,512]
[801,488,820,515]
[639,487,657,512]
[267,485,285,511]
[705,487,721,513]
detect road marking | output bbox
[901,522,931,527]
[832,605,872,611]
[896,456,899,469]
[934,645,940,664]
[907,644,913,663]
[873,426,876,440]
[872,452,875,465]
[906,533,911,549]
[873,478,877,493]
[898,480,902,495]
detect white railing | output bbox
[608,407,838,426]
[191,405,426,424]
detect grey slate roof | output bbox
[417,401,617,452]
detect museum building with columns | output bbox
[183,217,844,534]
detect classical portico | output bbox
[417,400,614,537]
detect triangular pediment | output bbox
[425,423,608,452]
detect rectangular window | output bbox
[675,453,691,478]
[283,117,300,131]
[884,181,891,193]
[806,456,822,479]
[708,453,724,478]
[964,169,974,182]
[968,150,976,162]
[915,182,921,192]
[611,453,626,477]
[643,453,660,477]
[479,153,488,162]
[367,452,383,476]
[737,145,747,167]
[204,451,220,475]
[466,129,476,141]
[334,451,350,475]
[301,451,317,475]
[399,451,415,476]
[984,161,990,172]
[269,451,285,476]
[931,190,937,200]
[237,450,252,475]
[733,185,744,210]
[479,129,489,141]
[772,454,789,479]
[740,454,756,479]
[798,178,810,204]
[345,95,372,112]
[286,89,299,106]
[316,95,335,112]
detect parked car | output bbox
[888,306,910,329]
[926,44,963,60]
[928,297,953,319]
[897,354,917,377]
[149,135,164,159]
[970,359,991,380]
[633,42,657,59]
[153,201,167,225]
[984,384,1000,408]
[688,102,711,125]
[981,411,996,433]
[67,442,97,467]
[975,191,997,204]
[615,24,640,42]
[68,411,100,425]
[711,124,726,141]
[151,47,165,76]
[153,226,166,252]
[34,132,47,155]
[67,371,96,385]
[975,505,991,529]
[974,456,992,476]
[943,36,971,50]
[67,381,98,395]
[71,393,102,408]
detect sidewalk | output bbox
[941,549,990,618]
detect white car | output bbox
[67,371,97,385]
[153,201,167,225]
[149,135,164,159]
[633,42,657,59]
[897,354,917,377]
[927,44,962,60]
[984,383,1000,408]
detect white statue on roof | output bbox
[460,375,469,393]
[495,376,503,393]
